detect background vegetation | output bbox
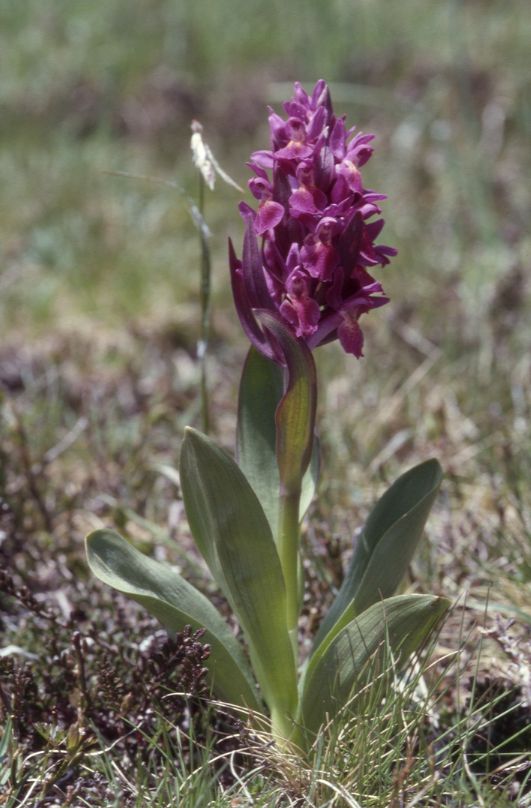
[1,0,529,804]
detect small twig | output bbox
[197,171,211,435]
[190,121,218,434]
[72,632,90,711]
[10,405,53,533]
[43,416,88,464]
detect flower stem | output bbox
[197,175,211,434]
[278,487,301,659]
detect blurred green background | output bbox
[1,0,529,343]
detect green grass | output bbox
[4,629,527,806]
[1,0,530,804]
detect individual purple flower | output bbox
[229,80,397,362]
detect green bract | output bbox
[86,324,449,752]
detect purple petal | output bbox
[275,142,314,161]
[311,80,332,113]
[375,244,398,265]
[281,269,321,338]
[315,144,335,191]
[330,117,347,159]
[346,133,375,166]
[363,191,388,203]
[289,187,326,217]
[242,216,276,310]
[283,100,310,119]
[300,234,338,281]
[255,200,285,234]
[358,202,382,218]
[273,166,293,208]
[250,150,275,170]
[229,239,276,361]
[293,81,310,108]
[325,266,346,309]
[338,315,364,357]
[337,159,363,194]
[307,105,327,140]
[340,285,389,312]
[330,173,358,204]
[268,111,288,147]
[248,176,273,201]
[280,296,320,339]
[285,242,300,273]
[307,310,343,348]
[247,160,269,180]
[366,218,385,240]
[238,200,256,221]
[337,211,363,269]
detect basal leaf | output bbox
[180,428,297,721]
[237,346,283,534]
[300,594,449,737]
[313,459,442,655]
[86,529,260,710]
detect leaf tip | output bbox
[183,425,208,445]
[423,457,444,483]
[434,594,452,614]
[85,527,106,554]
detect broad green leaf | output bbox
[255,311,317,497]
[86,528,260,711]
[180,428,297,719]
[313,459,442,655]
[237,346,283,534]
[300,594,449,736]
[237,346,319,536]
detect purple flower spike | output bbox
[230,80,397,361]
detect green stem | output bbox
[277,487,301,658]
[270,705,297,747]
[197,176,211,434]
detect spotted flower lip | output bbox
[229,79,397,362]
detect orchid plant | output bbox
[86,81,449,752]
